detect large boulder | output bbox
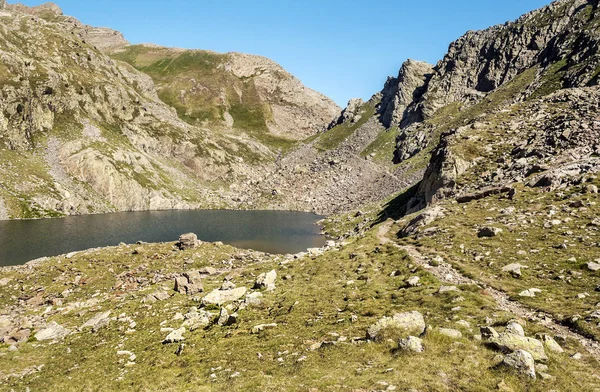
[367,311,425,341]
[178,233,199,250]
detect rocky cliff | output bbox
[0,2,342,219]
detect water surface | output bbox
[0,210,325,267]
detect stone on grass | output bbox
[245,292,263,307]
[35,321,70,341]
[439,328,462,339]
[406,276,420,287]
[502,263,527,277]
[536,333,564,353]
[178,233,199,250]
[254,270,277,291]
[586,262,600,272]
[182,309,215,331]
[217,308,237,326]
[438,285,459,293]
[367,311,425,341]
[505,322,525,337]
[251,323,277,334]
[81,311,111,332]
[518,288,542,297]
[174,271,204,295]
[502,350,536,379]
[163,327,186,344]
[202,287,247,306]
[478,227,503,238]
[480,326,500,339]
[398,336,424,353]
[199,267,218,275]
[489,334,547,361]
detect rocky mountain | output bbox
[112,45,340,142]
[0,2,340,219]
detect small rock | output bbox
[480,326,500,339]
[397,336,424,353]
[251,323,277,334]
[202,287,247,306]
[438,285,459,293]
[489,334,547,361]
[163,327,186,344]
[81,311,111,332]
[406,276,420,287]
[518,288,542,297]
[367,311,425,341]
[505,322,525,337]
[586,262,600,272]
[174,271,204,295]
[254,270,277,291]
[535,334,563,353]
[199,267,218,275]
[478,227,503,238]
[439,328,462,339]
[217,308,237,326]
[502,263,527,278]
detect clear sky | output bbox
[18,0,551,107]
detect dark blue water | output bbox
[0,210,325,266]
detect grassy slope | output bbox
[1,225,599,390]
[111,46,297,153]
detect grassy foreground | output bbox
[1,217,599,391]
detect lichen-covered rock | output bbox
[367,311,425,341]
[488,333,548,361]
[502,350,536,379]
[174,271,203,295]
[398,336,424,353]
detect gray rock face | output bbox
[328,98,365,129]
[403,0,593,127]
[367,311,426,341]
[502,350,536,379]
[378,59,434,129]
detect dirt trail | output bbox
[376,220,600,360]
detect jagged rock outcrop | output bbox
[403,0,597,126]
[378,60,433,128]
[328,98,364,129]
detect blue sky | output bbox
[19,0,551,107]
